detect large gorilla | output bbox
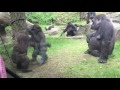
[28,25,51,65]
[85,14,115,63]
[11,30,32,72]
[87,12,96,24]
[60,22,77,37]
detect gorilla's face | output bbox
[89,13,94,19]
[91,14,108,30]
[28,25,42,35]
[91,18,102,30]
[31,25,41,34]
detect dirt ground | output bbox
[5,38,87,78]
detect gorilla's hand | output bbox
[96,35,101,40]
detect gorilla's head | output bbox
[91,14,109,30]
[31,24,42,34]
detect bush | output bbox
[26,12,56,25]
[54,12,80,24]
[26,12,80,25]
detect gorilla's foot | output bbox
[30,60,39,65]
[84,50,90,54]
[38,59,46,65]
[21,69,32,73]
[98,59,107,63]
[91,50,100,57]
[17,68,32,72]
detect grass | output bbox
[1,37,120,78]
[1,22,120,78]
[61,40,120,78]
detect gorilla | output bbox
[45,25,54,31]
[87,12,96,24]
[11,30,32,72]
[60,22,77,37]
[28,24,51,65]
[85,14,115,63]
[51,18,56,24]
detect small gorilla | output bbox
[45,25,54,31]
[11,30,32,72]
[28,24,51,65]
[60,22,77,37]
[87,12,96,24]
[85,14,115,63]
[51,18,56,24]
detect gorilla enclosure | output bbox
[1,12,120,78]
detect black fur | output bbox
[28,25,51,65]
[85,14,115,63]
[60,22,77,37]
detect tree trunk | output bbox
[80,12,88,20]
[10,12,27,33]
[0,12,33,29]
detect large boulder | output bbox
[106,12,120,41]
[78,13,120,41]
[77,24,91,35]
[44,27,60,35]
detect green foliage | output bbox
[26,12,80,25]
[55,12,80,23]
[26,12,56,25]
[1,25,120,77]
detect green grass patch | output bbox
[1,26,120,78]
[63,41,120,78]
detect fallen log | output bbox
[59,36,85,39]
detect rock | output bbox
[106,12,120,41]
[107,12,120,23]
[77,24,91,35]
[116,30,120,41]
[44,27,60,35]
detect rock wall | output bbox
[107,12,120,41]
[77,12,120,41]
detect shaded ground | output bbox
[4,36,120,78]
[5,37,87,78]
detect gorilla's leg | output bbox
[84,49,90,54]
[32,50,39,61]
[39,53,48,65]
[16,62,22,69]
[109,46,114,55]
[31,43,40,61]
[73,31,77,36]
[18,54,32,72]
[38,47,48,65]
[98,41,109,63]
[109,42,115,55]
[84,49,100,57]
[90,50,100,57]
[21,59,32,72]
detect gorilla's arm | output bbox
[60,29,67,37]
